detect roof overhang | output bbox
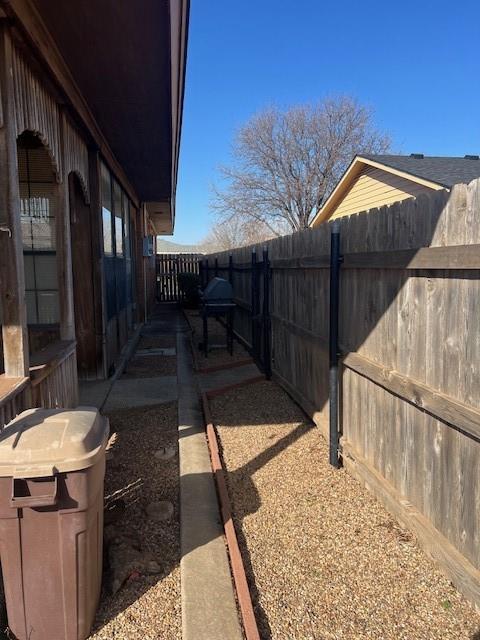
[3,0,189,234]
[145,201,175,236]
[310,155,445,227]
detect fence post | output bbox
[205,258,209,287]
[251,249,257,359]
[262,246,271,379]
[215,257,219,277]
[228,253,233,285]
[329,220,342,469]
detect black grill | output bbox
[199,277,235,357]
[201,277,233,305]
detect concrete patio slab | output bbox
[103,376,177,411]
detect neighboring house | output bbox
[0,1,189,426]
[310,154,480,226]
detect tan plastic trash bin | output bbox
[0,407,109,640]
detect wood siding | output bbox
[206,181,480,607]
[63,118,89,202]
[330,165,437,220]
[12,42,62,176]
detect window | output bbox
[124,197,133,306]
[101,162,113,256]
[113,179,123,257]
[123,192,131,260]
[18,133,59,325]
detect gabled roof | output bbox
[361,154,480,189]
[311,153,480,226]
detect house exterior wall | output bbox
[0,23,154,389]
[326,166,438,221]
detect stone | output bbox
[145,559,162,575]
[146,500,174,521]
[107,537,144,594]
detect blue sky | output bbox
[168,0,480,245]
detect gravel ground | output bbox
[122,354,177,378]
[212,381,480,640]
[90,402,180,640]
[185,309,251,368]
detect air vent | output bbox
[464,155,479,160]
[410,153,424,159]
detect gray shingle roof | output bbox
[361,154,480,188]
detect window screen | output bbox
[101,162,113,256]
[18,134,59,325]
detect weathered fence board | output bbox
[155,253,201,302]
[204,181,480,607]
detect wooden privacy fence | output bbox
[155,253,202,302]
[204,180,480,608]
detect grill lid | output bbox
[202,277,233,303]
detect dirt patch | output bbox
[185,309,251,368]
[211,381,480,640]
[90,402,180,640]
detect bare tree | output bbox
[212,97,391,232]
[200,215,276,252]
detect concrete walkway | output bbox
[199,362,262,393]
[80,303,243,640]
[177,332,243,640]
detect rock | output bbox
[105,530,164,594]
[107,538,144,594]
[146,500,174,522]
[154,446,176,461]
[145,559,162,575]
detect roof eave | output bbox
[168,0,189,234]
[146,200,174,236]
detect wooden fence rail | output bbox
[203,181,480,608]
[0,340,79,429]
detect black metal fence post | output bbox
[251,249,257,360]
[329,220,342,468]
[214,257,219,277]
[262,246,271,379]
[228,253,233,285]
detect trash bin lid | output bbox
[0,407,109,478]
